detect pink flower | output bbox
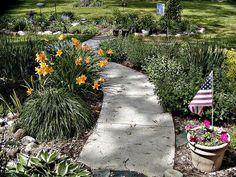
[220,133,229,143]
[185,124,194,130]
[203,119,210,128]
[189,136,198,143]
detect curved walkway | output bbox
[79,37,175,177]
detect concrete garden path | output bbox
[79,36,175,177]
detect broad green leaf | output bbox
[56,161,68,176]
[17,153,28,166]
[30,157,42,167]
[40,150,49,162]
[16,163,24,172]
[47,151,58,164]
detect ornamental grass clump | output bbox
[185,120,230,146]
[20,88,91,140]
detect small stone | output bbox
[164,169,183,177]
[42,30,52,35]
[197,27,205,33]
[175,33,181,37]
[7,148,20,158]
[37,31,43,35]
[0,127,5,133]
[17,31,26,36]
[71,22,80,26]
[7,120,15,127]
[21,136,36,146]
[25,142,38,153]
[14,129,26,140]
[53,31,62,35]
[7,112,15,120]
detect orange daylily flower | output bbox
[36,51,47,62]
[98,77,105,83]
[97,48,104,56]
[35,63,54,76]
[85,56,91,64]
[98,59,109,68]
[56,49,63,57]
[76,74,87,85]
[107,49,113,55]
[75,57,83,66]
[92,81,100,90]
[26,87,33,96]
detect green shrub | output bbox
[224,49,236,90]
[19,88,91,140]
[6,150,91,177]
[100,37,129,62]
[138,14,156,31]
[144,42,236,120]
[68,24,99,35]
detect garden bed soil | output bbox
[173,115,236,177]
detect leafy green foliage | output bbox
[144,42,236,120]
[6,150,91,177]
[19,88,91,140]
[68,24,99,35]
[0,35,43,82]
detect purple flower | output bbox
[220,133,229,143]
[203,119,210,128]
[185,124,194,130]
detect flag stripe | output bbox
[188,71,213,116]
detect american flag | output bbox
[188,71,213,116]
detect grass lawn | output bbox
[3,0,236,46]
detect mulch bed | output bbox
[173,115,236,177]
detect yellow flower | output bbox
[72,37,79,43]
[82,44,92,52]
[98,77,105,83]
[26,87,33,96]
[107,49,113,55]
[92,81,100,90]
[35,63,54,76]
[75,57,83,65]
[85,56,91,64]
[56,49,63,57]
[76,74,87,85]
[72,38,81,49]
[97,48,104,56]
[36,51,47,62]
[58,34,65,41]
[98,59,109,68]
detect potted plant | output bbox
[139,14,155,36]
[185,120,230,172]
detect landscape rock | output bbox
[92,169,110,177]
[71,22,80,26]
[0,127,5,134]
[53,31,62,35]
[197,27,205,33]
[21,136,36,146]
[14,129,26,140]
[7,112,18,120]
[42,30,52,35]
[25,142,38,153]
[7,120,15,127]
[37,31,43,35]
[175,33,181,37]
[7,148,20,158]
[17,31,26,36]
[164,169,183,177]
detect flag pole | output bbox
[211,70,214,127]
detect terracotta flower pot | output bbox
[187,128,230,172]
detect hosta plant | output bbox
[185,120,230,146]
[6,150,91,177]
